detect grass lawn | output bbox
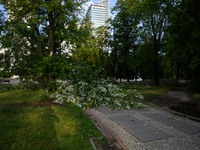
[0,85,107,150]
[0,89,44,105]
[119,83,172,97]
[133,85,171,97]
[193,94,200,103]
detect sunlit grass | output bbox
[119,83,172,97]
[0,104,104,150]
[0,90,44,105]
[0,89,107,150]
[135,85,172,96]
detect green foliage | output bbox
[0,0,89,91]
[47,63,147,110]
[0,71,13,78]
[108,0,200,89]
[190,79,200,92]
[136,42,155,80]
[165,0,200,89]
[72,22,110,68]
[110,0,141,81]
[109,0,172,85]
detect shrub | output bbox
[189,80,200,92]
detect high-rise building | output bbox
[87,0,109,28]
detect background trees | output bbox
[109,0,200,90]
[110,0,141,82]
[0,0,88,91]
[72,22,110,68]
[0,0,199,92]
[165,0,200,90]
[139,0,169,86]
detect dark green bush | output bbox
[189,81,200,92]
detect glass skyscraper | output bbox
[87,0,110,28]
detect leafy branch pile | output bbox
[47,63,147,110]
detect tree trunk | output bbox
[176,64,180,83]
[48,11,55,92]
[127,77,129,83]
[154,59,159,86]
[135,75,137,83]
[127,73,130,83]
[153,36,159,86]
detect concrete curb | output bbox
[85,109,128,150]
[90,138,102,150]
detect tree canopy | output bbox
[0,0,88,91]
[0,0,200,91]
[109,0,200,90]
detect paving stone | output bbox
[131,121,148,127]
[159,118,178,124]
[128,127,147,135]
[148,130,172,139]
[164,120,184,126]
[143,113,200,135]
[109,115,172,142]
[144,113,169,120]
[120,123,137,129]
[109,116,125,120]
[97,106,123,114]
[90,106,200,149]
[121,115,133,120]
[141,125,158,132]
[129,118,143,123]
[179,128,200,135]
[131,108,150,112]
[109,117,127,124]
[134,133,158,142]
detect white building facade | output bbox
[87,0,109,28]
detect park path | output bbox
[86,105,200,150]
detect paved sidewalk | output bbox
[88,106,200,150]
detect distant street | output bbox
[0,78,68,85]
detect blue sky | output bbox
[0,0,118,18]
[0,5,4,12]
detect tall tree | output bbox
[165,0,200,90]
[110,0,141,82]
[72,23,110,67]
[139,0,169,86]
[110,0,170,85]
[0,0,88,91]
[0,9,6,76]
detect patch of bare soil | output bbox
[144,86,200,118]
[8,100,63,107]
[144,86,195,106]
